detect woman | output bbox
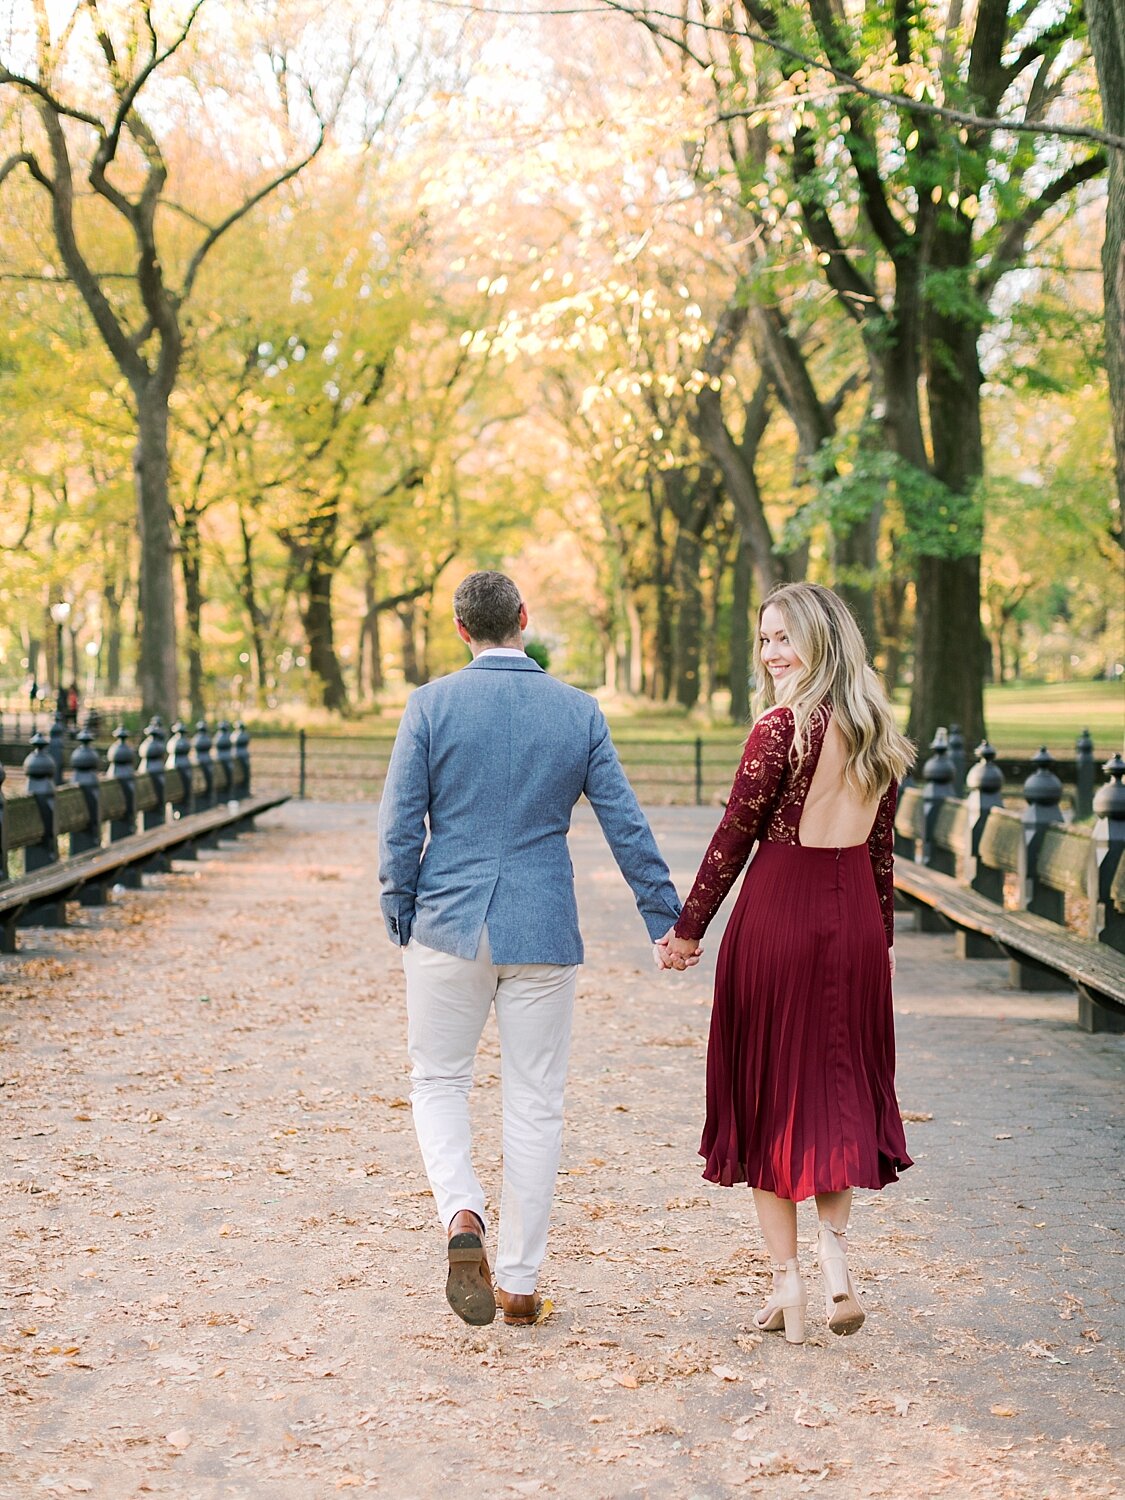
[657,583,914,1344]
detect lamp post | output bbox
[49,599,71,695]
[84,637,101,701]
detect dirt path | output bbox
[1,801,1121,1499]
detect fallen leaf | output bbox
[711,1365,742,1382]
[990,1406,1017,1418]
[165,1428,191,1450]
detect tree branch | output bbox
[180,118,327,302]
[978,151,1107,297]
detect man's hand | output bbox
[653,926,703,972]
[888,945,896,980]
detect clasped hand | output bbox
[653,927,703,972]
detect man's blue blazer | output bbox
[377,654,681,964]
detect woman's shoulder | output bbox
[747,704,796,743]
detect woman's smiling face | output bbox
[759,603,804,685]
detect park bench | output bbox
[0,716,288,953]
[893,732,1125,1034]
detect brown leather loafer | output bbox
[446,1210,495,1326]
[497,1288,542,1326]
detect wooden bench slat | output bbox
[894,860,1125,1009]
[0,794,289,914]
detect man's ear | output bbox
[455,618,472,646]
[518,603,529,632]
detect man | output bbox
[378,571,682,1326]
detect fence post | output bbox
[921,728,956,875]
[1075,729,1095,821]
[1091,753,1125,954]
[947,723,966,796]
[69,727,103,858]
[193,721,215,811]
[23,732,58,874]
[299,728,307,801]
[48,710,67,785]
[140,717,170,876]
[957,740,1005,959]
[1012,748,1065,990]
[141,717,167,830]
[234,722,251,797]
[109,727,141,888]
[214,721,234,802]
[20,732,66,929]
[0,755,7,885]
[168,721,194,818]
[694,736,703,807]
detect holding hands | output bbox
[653,927,703,972]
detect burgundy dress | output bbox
[675,704,912,1201]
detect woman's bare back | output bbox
[798,715,882,848]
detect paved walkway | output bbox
[0,803,1121,1499]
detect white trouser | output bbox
[403,927,577,1296]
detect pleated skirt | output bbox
[700,840,913,1201]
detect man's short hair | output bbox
[453,571,524,645]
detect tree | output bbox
[0,0,395,719]
[605,0,1106,745]
[1087,0,1125,522]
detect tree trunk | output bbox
[672,525,703,710]
[876,540,909,696]
[1088,0,1125,518]
[133,385,180,724]
[359,536,385,696]
[302,554,349,712]
[237,510,269,706]
[910,219,987,748]
[180,512,205,721]
[832,511,880,646]
[625,595,644,695]
[398,599,422,686]
[729,530,753,722]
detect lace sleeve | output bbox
[674,709,794,941]
[868,781,897,946]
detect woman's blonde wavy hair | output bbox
[751,582,914,798]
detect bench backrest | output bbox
[933,800,967,853]
[979,808,1023,874]
[1035,824,1092,898]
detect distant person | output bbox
[378,571,684,1327]
[65,683,79,728]
[56,683,67,719]
[656,582,914,1344]
[27,676,39,712]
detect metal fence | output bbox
[249,730,747,806]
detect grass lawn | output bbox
[245,677,1122,761]
[973,681,1123,757]
[601,680,1123,757]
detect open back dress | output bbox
[674,702,913,1201]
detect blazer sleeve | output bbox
[868,780,897,947]
[674,708,793,942]
[377,694,431,946]
[583,706,682,941]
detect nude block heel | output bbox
[755,1258,807,1345]
[817,1222,865,1336]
